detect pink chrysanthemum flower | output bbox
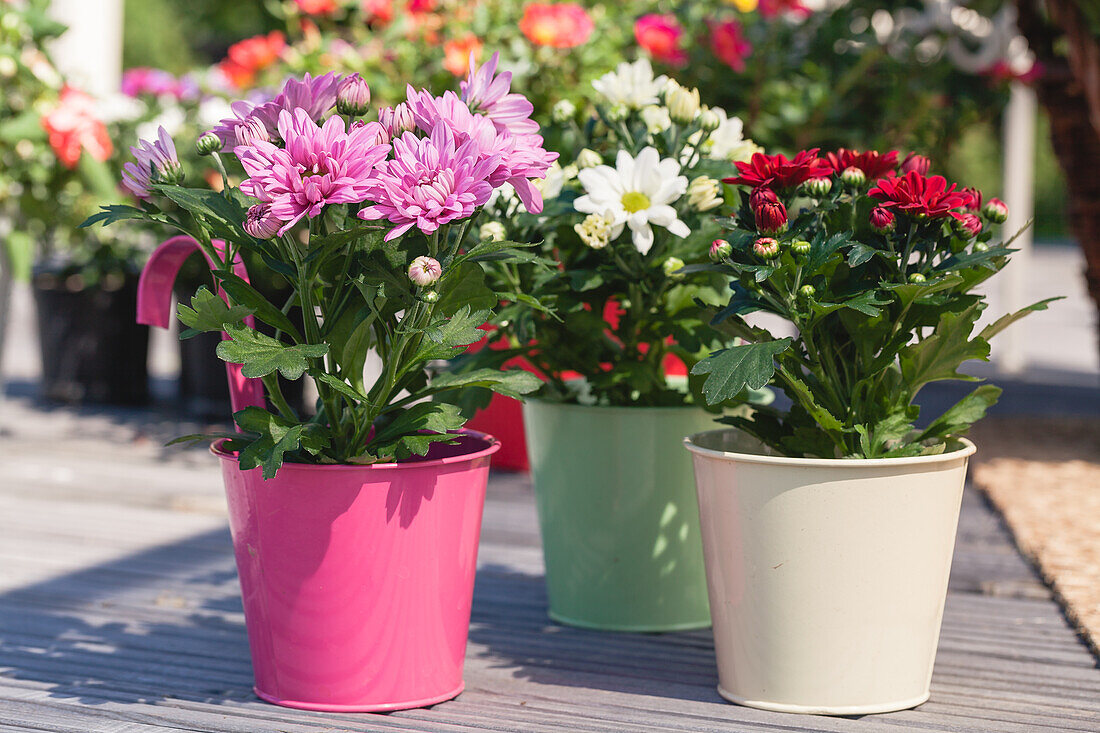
[210,72,343,151]
[121,126,182,200]
[460,52,538,136]
[405,86,557,214]
[358,124,499,241]
[237,108,389,235]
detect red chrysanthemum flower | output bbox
[868,171,971,220]
[824,149,899,180]
[723,149,830,189]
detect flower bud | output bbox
[840,166,866,187]
[480,221,506,242]
[753,237,780,259]
[982,197,1008,224]
[666,84,700,125]
[196,132,221,156]
[378,102,415,137]
[790,239,811,256]
[801,176,832,197]
[408,255,442,286]
[575,213,614,249]
[551,99,576,123]
[662,256,686,279]
[908,272,926,283]
[605,103,628,122]
[336,73,372,116]
[754,200,788,235]
[576,148,603,169]
[961,186,983,213]
[152,159,185,186]
[640,105,671,134]
[869,206,896,233]
[244,204,282,239]
[954,213,982,239]
[973,242,989,253]
[900,152,930,175]
[698,107,721,132]
[687,176,723,212]
[420,289,440,303]
[799,284,815,299]
[749,186,779,209]
[710,239,732,261]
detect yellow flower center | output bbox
[621,191,651,213]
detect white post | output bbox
[999,81,1037,375]
[48,0,124,98]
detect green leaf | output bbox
[917,384,1002,443]
[899,303,988,394]
[214,271,303,342]
[434,262,497,316]
[176,286,253,339]
[80,204,170,229]
[154,185,252,242]
[780,371,845,434]
[234,406,329,479]
[978,297,1060,341]
[691,338,792,406]
[164,432,242,447]
[846,242,879,267]
[882,275,964,309]
[217,323,328,380]
[428,368,542,399]
[934,245,1013,273]
[411,305,490,363]
[369,402,465,461]
[311,371,369,405]
[811,290,892,319]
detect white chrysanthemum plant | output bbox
[470,60,765,409]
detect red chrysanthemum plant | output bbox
[692,148,1059,459]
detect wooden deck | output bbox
[0,395,1098,732]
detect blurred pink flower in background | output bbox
[758,0,811,20]
[294,0,339,14]
[634,14,688,66]
[519,3,594,49]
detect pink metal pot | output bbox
[213,432,499,712]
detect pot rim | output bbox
[684,428,975,468]
[210,428,500,472]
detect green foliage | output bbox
[216,323,328,380]
[176,286,253,339]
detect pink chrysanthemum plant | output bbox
[84,57,555,477]
[688,148,1059,459]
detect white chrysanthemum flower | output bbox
[591,58,669,110]
[640,105,671,135]
[574,146,690,255]
[480,222,506,242]
[700,108,752,161]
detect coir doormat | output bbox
[969,417,1100,657]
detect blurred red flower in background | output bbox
[294,0,339,14]
[519,3,594,48]
[758,0,811,20]
[39,86,112,169]
[634,14,687,66]
[709,19,752,72]
[219,31,285,89]
[360,0,394,24]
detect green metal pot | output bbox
[523,400,720,631]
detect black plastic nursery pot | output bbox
[33,270,150,405]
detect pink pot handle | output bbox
[137,234,266,415]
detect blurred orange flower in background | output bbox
[519,3,594,48]
[219,31,286,89]
[39,86,112,169]
[443,35,482,76]
[361,0,394,24]
[294,0,339,14]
